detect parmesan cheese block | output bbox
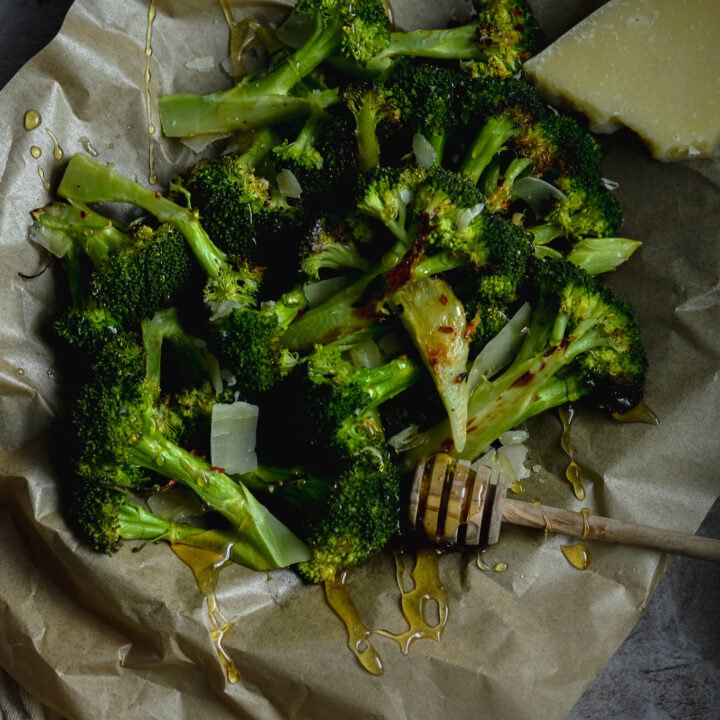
[523,0,720,160]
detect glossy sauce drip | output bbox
[24,109,42,131]
[144,0,158,184]
[510,480,524,495]
[612,401,659,425]
[493,561,508,573]
[37,166,51,191]
[579,507,591,541]
[218,0,260,82]
[561,542,592,571]
[171,541,241,683]
[45,128,64,161]
[475,552,491,571]
[375,549,449,655]
[558,404,586,501]
[80,136,99,157]
[30,146,42,159]
[324,572,384,676]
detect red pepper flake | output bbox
[512,7,524,16]
[455,372,468,384]
[515,23,526,32]
[79,210,87,218]
[154,190,163,198]
[439,294,449,305]
[211,465,226,473]
[440,438,454,453]
[438,325,455,334]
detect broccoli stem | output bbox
[116,500,274,570]
[128,435,310,568]
[367,24,480,71]
[158,16,347,138]
[58,154,228,282]
[460,115,520,184]
[31,202,132,265]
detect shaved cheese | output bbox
[211,401,259,475]
[524,0,720,160]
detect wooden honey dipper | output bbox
[409,454,720,562]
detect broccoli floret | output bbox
[67,480,277,570]
[343,80,403,173]
[31,202,195,324]
[363,0,540,77]
[297,449,402,583]
[57,154,304,390]
[511,113,604,183]
[174,128,278,262]
[88,224,194,323]
[381,59,466,165]
[208,286,308,397]
[462,0,542,79]
[158,0,391,138]
[299,331,421,462]
[283,166,532,352]
[239,450,403,584]
[70,310,310,570]
[272,108,358,204]
[403,257,648,465]
[458,76,547,184]
[300,214,371,280]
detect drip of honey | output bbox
[510,480,524,495]
[218,0,263,82]
[45,128,64,161]
[493,562,508,573]
[324,572,384,676]
[24,109,42,131]
[374,549,449,655]
[561,542,592,571]
[579,507,591,541]
[171,541,242,683]
[144,0,158,185]
[324,549,449,674]
[476,552,491,571]
[37,166,51,191]
[558,405,586,500]
[30,146,42,159]
[612,401,659,425]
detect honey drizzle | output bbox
[561,542,592,571]
[579,507,591,541]
[324,572,384,676]
[37,166,51,191]
[23,109,42,131]
[558,404,586,501]
[375,548,449,655]
[45,128,64,161]
[218,0,260,82]
[612,401,659,425]
[171,542,241,683]
[144,0,158,185]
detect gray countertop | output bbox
[2,1,718,718]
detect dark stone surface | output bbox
[1,2,718,719]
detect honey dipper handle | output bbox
[502,499,720,562]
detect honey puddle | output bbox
[561,542,592,571]
[325,548,448,674]
[171,541,242,683]
[612,401,659,425]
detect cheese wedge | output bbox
[523,0,720,160]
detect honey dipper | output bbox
[409,454,720,562]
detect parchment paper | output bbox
[0,1,718,719]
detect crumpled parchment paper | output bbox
[0,1,718,719]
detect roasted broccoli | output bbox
[158,0,391,138]
[403,258,648,465]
